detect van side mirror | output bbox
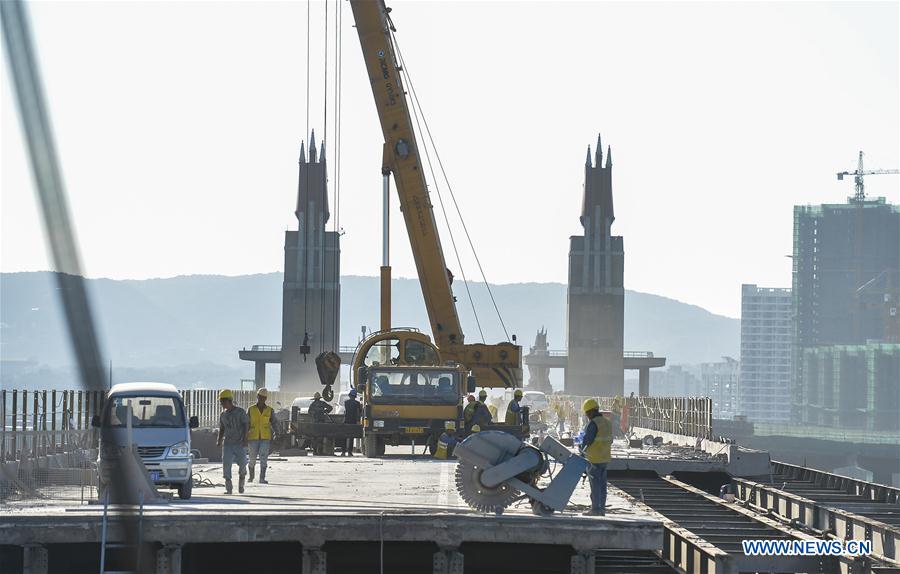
[91,415,101,428]
[466,376,476,393]
[189,416,199,429]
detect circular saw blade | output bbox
[455,461,520,513]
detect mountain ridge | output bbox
[1,271,739,387]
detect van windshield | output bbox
[103,395,185,428]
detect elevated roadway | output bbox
[525,350,667,395]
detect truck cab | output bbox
[95,382,198,499]
[361,364,473,457]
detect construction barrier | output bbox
[547,394,713,440]
[2,388,298,462]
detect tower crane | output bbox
[836,151,899,202]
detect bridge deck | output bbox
[1,448,662,573]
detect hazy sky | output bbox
[2,1,898,318]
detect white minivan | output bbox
[95,382,198,499]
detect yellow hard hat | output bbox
[478,389,488,398]
[471,424,481,433]
[582,398,599,413]
[514,389,523,397]
[257,388,268,398]
[218,389,234,401]
[313,392,321,400]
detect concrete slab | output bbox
[1,447,662,554]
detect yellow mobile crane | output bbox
[348,0,523,456]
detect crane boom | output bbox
[836,151,899,202]
[350,0,520,387]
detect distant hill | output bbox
[0,272,738,387]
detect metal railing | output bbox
[622,396,711,439]
[547,394,713,440]
[2,388,300,461]
[529,349,656,358]
[182,389,297,429]
[2,389,105,462]
[247,345,281,352]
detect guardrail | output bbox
[548,394,713,440]
[247,345,281,352]
[732,463,900,565]
[2,388,298,462]
[245,345,359,354]
[2,389,105,462]
[530,349,656,358]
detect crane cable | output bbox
[301,0,311,354]
[389,31,485,343]
[318,0,328,355]
[391,32,511,342]
[331,0,343,353]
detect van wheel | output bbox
[178,479,192,500]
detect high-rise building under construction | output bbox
[792,196,899,430]
[566,135,624,397]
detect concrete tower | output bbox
[281,131,341,394]
[565,135,624,396]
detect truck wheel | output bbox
[364,435,381,458]
[427,437,438,457]
[377,439,386,457]
[178,479,193,500]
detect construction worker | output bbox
[472,391,492,428]
[216,389,249,494]
[342,388,361,456]
[308,392,333,455]
[308,391,333,422]
[247,388,277,484]
[463,395,477,430]
[487,400,498,421]
[505,389,524,425]
[579,398,613,516]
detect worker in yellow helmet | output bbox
[463,395,477,430]
[504,389,524,425]
[472,390,492,428]
[579,398,612,516]
[216,389,249,494]
[470,424,481,433]
[247,388,277,484]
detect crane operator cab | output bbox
[352,329,476,457]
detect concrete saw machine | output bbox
[453,431,591,515]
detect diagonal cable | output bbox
[391,33,510,342]
[1,1,147,570]
[390,31,485,343]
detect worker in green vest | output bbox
[579,398,613,516]
[463,395,477,430]
[504,389,524,425]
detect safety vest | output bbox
[583,415,612,464]
[463,402,476,423]
[248,404,273,440]
[504,401,521,425]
